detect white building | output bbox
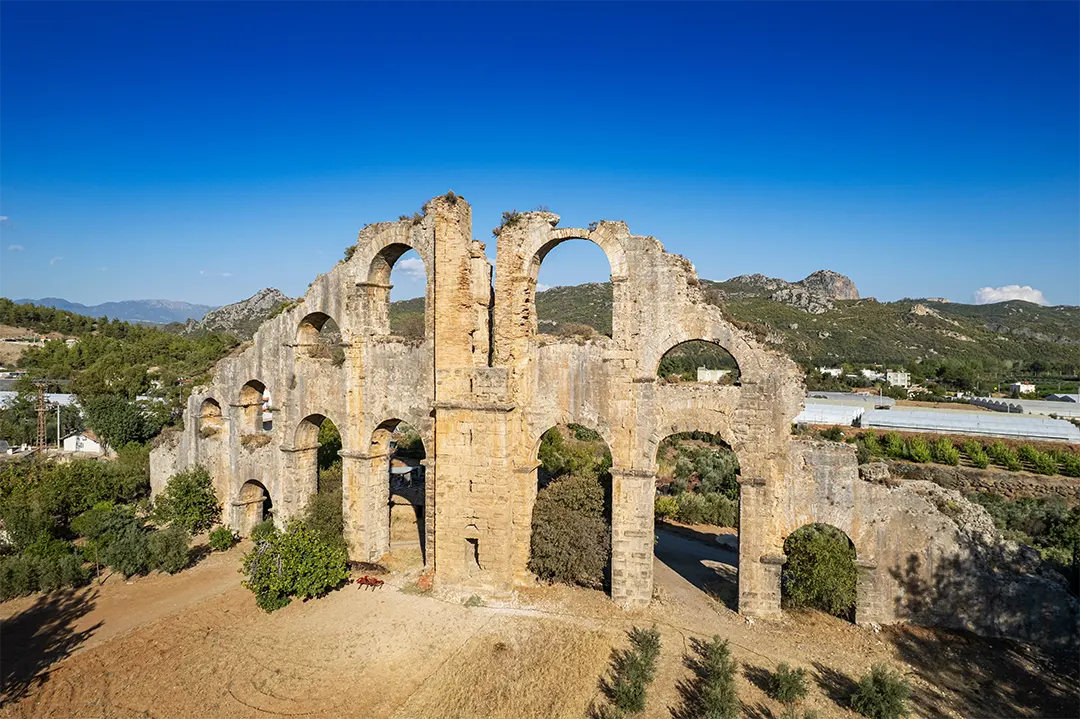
[860,369,884,382]
[697,367,731,383]
[62,430,105,456]
[1010,382,1036,397]
[818,367,843,378]
[885,370,910,388]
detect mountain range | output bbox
[15,297,215,325]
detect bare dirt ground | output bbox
[2,531,1076,719]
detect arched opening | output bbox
[367,243,429,340]
[198,398,223,438]
[293,414,346,550]
[370,419,427,567]
[297,312,345,365]
[657,340,741,385]
[237,480,272,536]
[652,431,741,610]
[529,424,613,592]
[532,239,613,340]
[782,523,858,622]
[238,380,271,434]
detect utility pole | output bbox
[31,379,72,452]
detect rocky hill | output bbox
[715,269,859,314]
[180,288,291,340]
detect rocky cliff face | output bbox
[183,288,291,340]
[727,269,860,314]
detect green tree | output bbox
[153,466,221,533]
[675,636,739,719]
[601,626,662,717]
[82,395,155,449]
[850,664,910,719]
[782,524,857,619]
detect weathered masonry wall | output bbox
[151,195,1078,646]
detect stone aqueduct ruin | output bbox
[151,194,1077,637]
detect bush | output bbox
[654,495,679,521]
[883,432,905,459]
[1059,452,1080,478]
[601,626,661,717]
[148,525,190,573]
[855,441,873,465]
[675,635,739,719]
[530,471,610,588]
[208,525,238,552]
[930,438,959,466]
[250,518,278,542]
[1029,450,1059,476]
[906,438,932,464]
[102,522,151,578]
[241,522,349,612]
[861,431,882,457]
[850,664,910,719]
[302,489,345,551]
[820,426,844,442]
[962,441,990,469]
[0,552,89,599]
[782,524,857,619]
[768,663,809,705]
[153,466,221,534]
[987,441,1022,471]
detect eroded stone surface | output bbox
[151,196,1077,647]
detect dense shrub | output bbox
[208,525,238,552]
[250,518,278,542]
[883,432,905,459]
[768,663,809,706]
[601,626,661,717]
[530,474,610,588]
[676,635,739,719]
[241,522,349,612]
[861,431,882,457]
[1029,450,1059,476]
[782,524,857,619]
[850,664,910,719]
[1058,451,1080,477]
[538,425,611,480]
[987,441,1022,471]
[302,489,345,551]
[930,438,959,466]
[819,426,844,442]
[148,525,190,573]
[102,522,151,577]
[962,441,990,469]
[654,495,679,521]
[673,492,738,527]
[0,552,88,600]
[152,466,221,533]
[906,437,932,464]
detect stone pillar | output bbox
[737,475,784,618]
[341,448,390,562]
[855,559,886,626]
[277,443,319,525]
[421,456,435,567]
[610,467,655,609]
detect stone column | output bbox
[737,475,784,618]
[421,456,435,567]
[340,448,390,562]
[277,443,319,525]
[610,467,655,609]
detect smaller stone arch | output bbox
[236,480,272,536]
[296,313,344,362]
[198,397,223,437]
[656,339,742,386]
[238,380,270,433]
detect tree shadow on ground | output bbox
[886,624,1079,718]
[811,661,857,707]
[1,588,101,704]
[742,663,774,694]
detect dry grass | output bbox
[239,433,272,449]
[395,618,613,719]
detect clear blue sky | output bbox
[1,1,1077,308]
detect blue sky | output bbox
[1,1,1077,308]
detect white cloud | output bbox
[536,283,551,292]
[973,285,1048,306]
[97,267,108,272]
[0,216,9,224]
[221,272,233,278]
[396,257,426,281]
[49,256,63,265]
[7,244,23,251]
